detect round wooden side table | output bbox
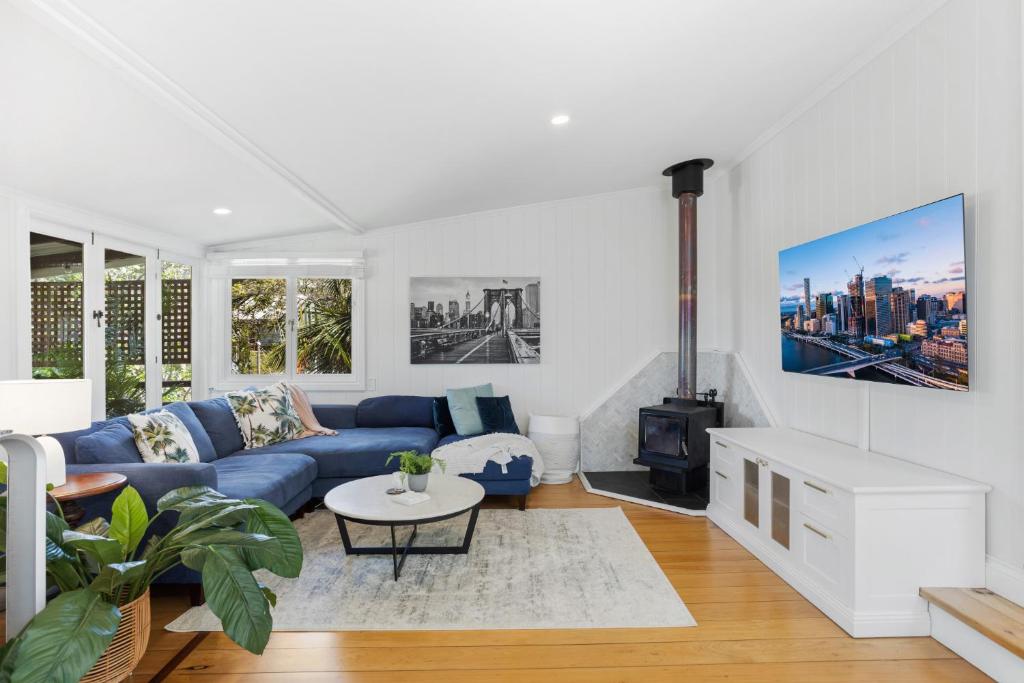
[50,472,128,526]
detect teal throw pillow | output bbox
[445,383,494,436]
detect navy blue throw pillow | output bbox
[433,397,456,437]
[475,396,520,435]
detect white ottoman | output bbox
[528,414,580,485]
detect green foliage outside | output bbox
[231,278,352,376]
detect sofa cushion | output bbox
[189,398,244,458]
[446,384,493,435]
[126,410,202,464]
[147,402,218,463]
[226,383,303,448]
[235,427,440,479]
[75,423,143,465]
[356,396,436,429]
[432,397,456,437]
[212,453,317,510]
[311,404,357,430]
[476,396,520,434]
[437,433,478,447]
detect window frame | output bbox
[215,259,365,392]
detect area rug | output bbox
[166,507,695,631]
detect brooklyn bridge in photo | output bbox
[409,277,540,364]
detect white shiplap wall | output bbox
[209,185,717,425]
[706,0,1024,570]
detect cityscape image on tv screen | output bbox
[779,194,968,391]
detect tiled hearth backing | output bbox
[580,351,770,472]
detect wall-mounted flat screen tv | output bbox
[779,194,967,392]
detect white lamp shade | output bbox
[0,379,92,435]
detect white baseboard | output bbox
[930,604,1024,682]
[987,555,1024,608]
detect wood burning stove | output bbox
[635,395,722,494]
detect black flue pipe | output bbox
[662,158,714,400]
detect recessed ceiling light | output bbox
[550,114,570,126]
[212,207,232,216]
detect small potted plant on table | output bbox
[386,450,446,492]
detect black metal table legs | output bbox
[334,504,481,580]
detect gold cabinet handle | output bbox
[803,522,831,540]
[803,480,829,495]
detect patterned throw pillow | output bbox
[226,382,303,449]
[127,410,202,464]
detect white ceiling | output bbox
[2,0,937,244]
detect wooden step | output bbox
[920,587,1024,659]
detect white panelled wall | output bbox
[705,0,1024,585]
[208,186,726,426]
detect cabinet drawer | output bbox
[797,513,851,603]
[798,475,851,534]
[711,438,738,468]
[710,452,738,515]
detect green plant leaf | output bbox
[89,561,147,596]
[0,460,7,485]
[180,546,208,572]
[179,529,273,550]
[258,583,277,609]
[242,498,303,578]
[200,546,272,654]
[108,486,148,557]
[175,502,259,536]
[45,540,84,592]
[45,512,69,548]
[9,589,120,683]
[62,531,124,567]
[75,517,110,538]
[157,486,226,513]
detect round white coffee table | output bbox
[324,474,485,580]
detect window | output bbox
[217,253,364,388]
[296,278,352,375]
[231,278,286,375]
[162,262,193,402]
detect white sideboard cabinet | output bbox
[706,427,989,637]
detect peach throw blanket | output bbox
[288,384,337,438]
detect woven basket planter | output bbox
[81,590,151,683]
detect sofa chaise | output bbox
[52,395,533,584]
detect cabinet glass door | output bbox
[743,458,759,528]
[771,471,791,549]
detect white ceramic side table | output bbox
[529,414,580,484]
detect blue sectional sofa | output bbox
[52,395,533,584]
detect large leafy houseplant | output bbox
[0,482,302,683]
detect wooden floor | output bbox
[138,478,989,682]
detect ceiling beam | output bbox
[11,0,364,235]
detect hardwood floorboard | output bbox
[163,660,990,683]
[149,477,989,681]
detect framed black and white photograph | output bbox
[410,277,540,364]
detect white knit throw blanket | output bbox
[432,433,545,487]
